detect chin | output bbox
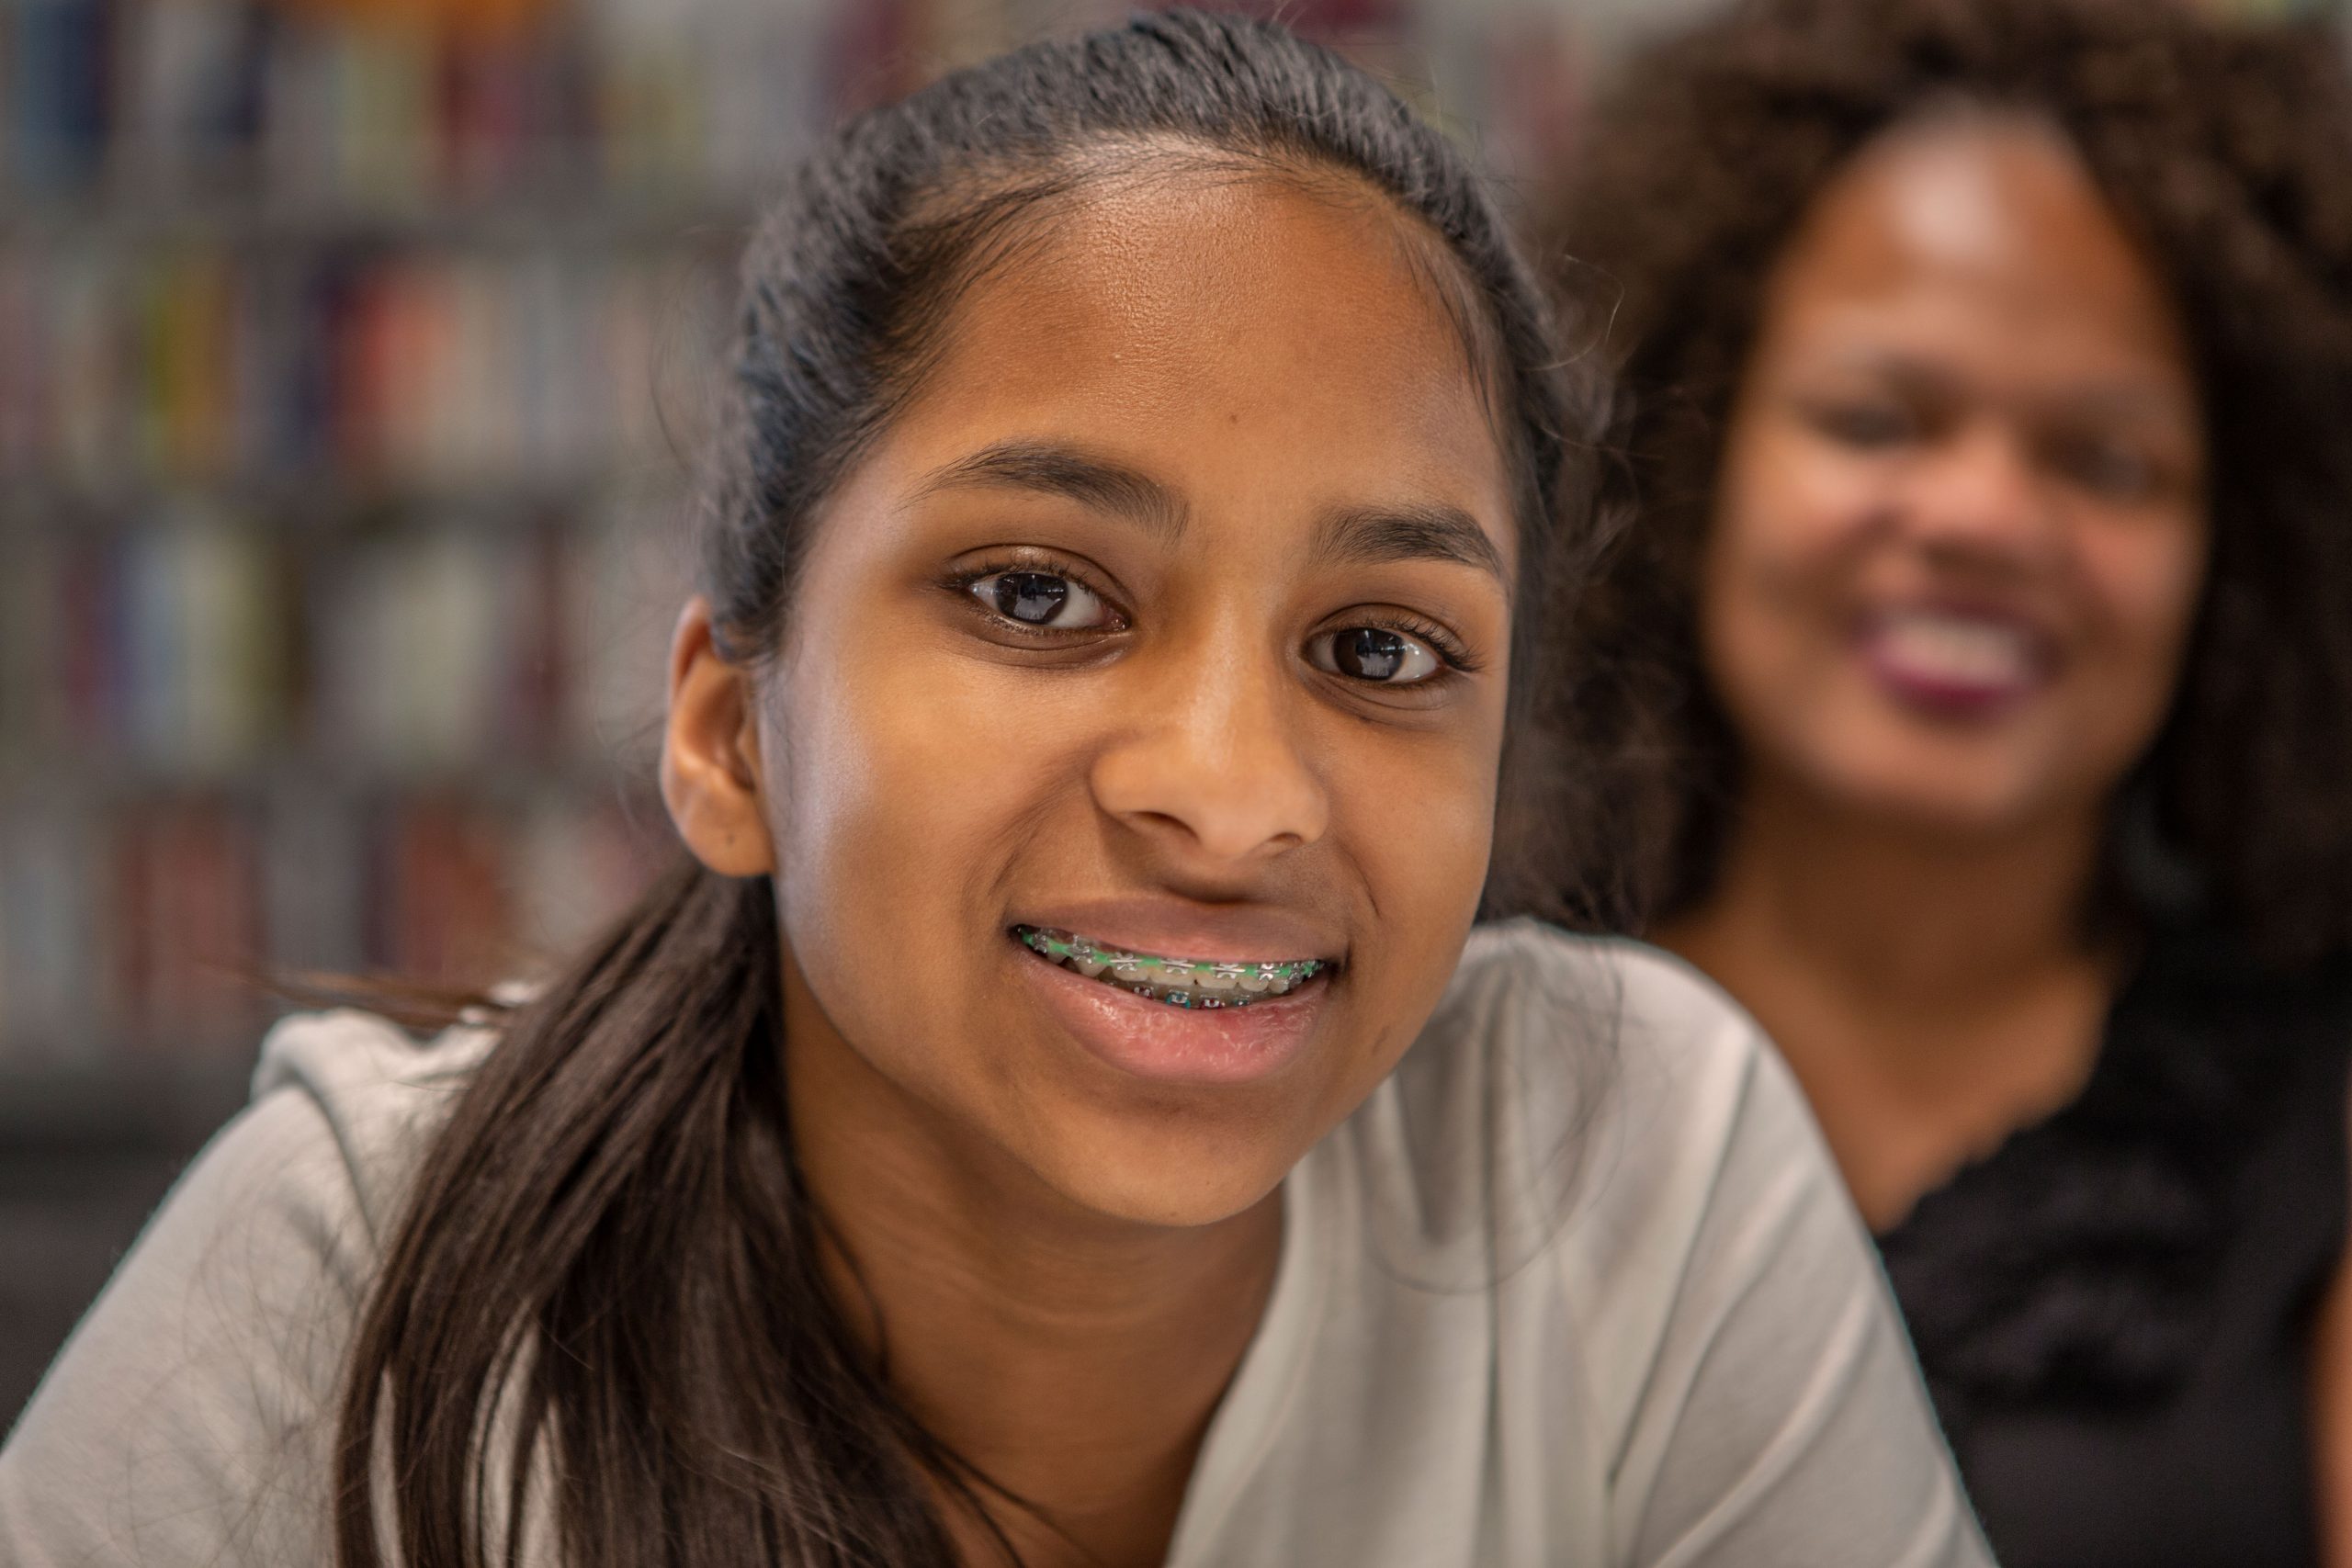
[1773,698,2070,835]
[1028,1111,1300,1230]
[1820,753,2058,839]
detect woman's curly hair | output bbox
[1546,0,2352,966]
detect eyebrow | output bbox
[1311,501,1509,582]
[915,438,1508,581]
[915,440,1185,541]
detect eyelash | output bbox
[944,552,1482,678]
[1340,610,1481,680]
[946,550,1129,637]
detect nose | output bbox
[1090,642,1329,870]
[1903,422,2061,565]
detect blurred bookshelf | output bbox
[0,0,821,1117]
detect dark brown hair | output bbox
[333,12,1594,1567]
[1549,0,2352,963]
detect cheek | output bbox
[1330,702,1505,989]
[2077,514,2208,672]
[766,623,1073,1018]
[1702,449,1870,700]
[2051,513,2208,787]
[1359,740,1494,897]
[1711,413,1879,618]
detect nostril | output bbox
[1091,740,1329,863]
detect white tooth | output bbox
[1074,956,1111,978]
[1112,961,1148,983]
[1270,975,1294,995]
[1953,631,1996,676]
[1197,970,1239,993]
[1885,612,2030,685]
[1238,971,1272,994]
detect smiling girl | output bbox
[2,13,1984,1567]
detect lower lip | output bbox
[1012,940,1328,1087]
[1859,635,2043,720]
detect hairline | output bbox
[735,132,1533,675]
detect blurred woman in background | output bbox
[1555,0,2352,1562]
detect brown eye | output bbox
[1812,400,1917,450]
[2048,434,2158,502]
[970,570,1112,629]
[1311,626,1442,684]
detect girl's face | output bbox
[1703,116,2209,838]
[704,172,1517,1229]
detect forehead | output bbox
[878,168,1514,541]
[1759,114,2194,393]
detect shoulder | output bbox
[1397,918,1781,1163]
[50,1001,496,1359]
[1357,919,1807,1269]
[1362,922,1861,1386]
[14,1003,496,1430]
[0,1010,496,1563]
[247,1005,499,1240]
[1303,924,1984,1563]
[1432,917,1764,1064]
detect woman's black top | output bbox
[1879,928,2352,1568]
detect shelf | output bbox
[0,186,760,252]
[0,467,691,530]
[0,0,807,1243]
[0,1052,256,1154]
[0,753,659,806]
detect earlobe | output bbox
[660,597,776,877]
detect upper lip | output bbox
[1012,896,1344,965]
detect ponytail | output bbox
[334,863,1008,1564]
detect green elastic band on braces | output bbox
[1016,927,1323,985]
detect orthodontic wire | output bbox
[1013,926,1324,1007]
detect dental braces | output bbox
[1015,925,1325,1010]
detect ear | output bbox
[660,597,775,877]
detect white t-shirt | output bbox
[0,921,1991,1566]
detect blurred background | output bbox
[0,0,2324,1426]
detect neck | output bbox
[1658,773,2123,1225]
[784,959,1278,1568]
[1670,772,2108,1020]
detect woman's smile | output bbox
[1852,599,2058,720]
